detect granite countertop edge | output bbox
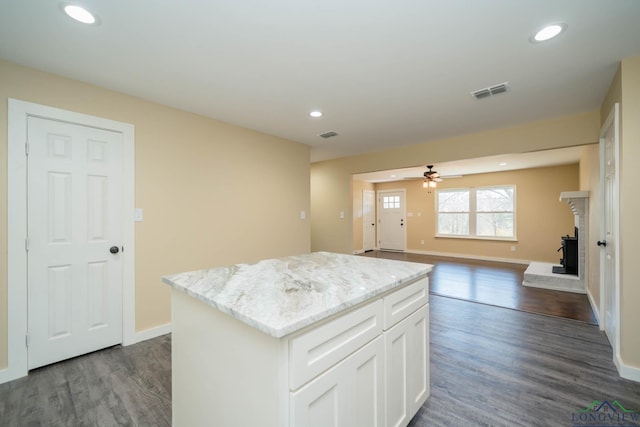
[163,252,432,339]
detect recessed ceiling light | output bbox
[499,162,508,166]
[309,111,322,118]
[62,4,99,25]
[390,174,397,178]
[530,23,567,43]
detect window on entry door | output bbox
[383,195,400,209]
[437,186,515,239]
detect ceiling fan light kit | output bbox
[422,165,441,192]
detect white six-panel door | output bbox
[600,104,619,354]
[27,116,124,369]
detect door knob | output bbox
[597,240,607,247]
[110,246,120,254]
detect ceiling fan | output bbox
[404,165,456,190]
[422,165,442,183]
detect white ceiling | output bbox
[1,1,639,163]
[354,145,587,183]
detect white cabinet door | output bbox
[349,336,385,427]
[385,305,429,427]
[292,336,384,427]
[407,305,430,415]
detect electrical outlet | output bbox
[511,245,516,252]
[421,240,425,245]
[339,211,345,219]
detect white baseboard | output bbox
[586,290,601,327]
[405,249,531,265]
[0,364,25,385]
[352,249,365,254]
[133,323,172,344]
[616,357,640,382]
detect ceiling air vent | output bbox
[471,82,509,100]
[471,88,491,99]
[319,131,339,139]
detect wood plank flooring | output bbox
[410,295,640,427]
[360,251,597,324]
[1,256,637,426]
[0,334,171,427]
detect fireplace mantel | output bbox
[560,191,589,217]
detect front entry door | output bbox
[377,190,406,251]
[27,116,124,369]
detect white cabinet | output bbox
[170,274,430,427]
[291,336,385,427]
[289,300,383,390]
[385,305,430,427]
[290,277,430,427]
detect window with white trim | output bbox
[436,186,515,238]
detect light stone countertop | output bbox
[162,251,432,338]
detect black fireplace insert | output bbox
[553,227,578,275]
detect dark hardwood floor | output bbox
[1,297,638,426]
[360,250,598,324]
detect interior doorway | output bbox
[363,190,376,251]
[5,99,136,383]
[599,103,620,354]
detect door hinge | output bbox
[25,140,29,156]
[25,334,30,348]
[25,237,29,252]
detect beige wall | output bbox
[0,60,311,370]
[352,180,375,252]
[371,164,579,263]
[312,111,600,255]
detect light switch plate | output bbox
[134,208,143,222]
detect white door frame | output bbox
[4,99,136,383]
[599,103,621,365]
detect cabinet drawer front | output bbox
[384,277,428,330]
[290,300,383,390]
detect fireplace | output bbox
[552,227,578,275]
[522,191,589,294]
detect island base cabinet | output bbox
[385,305,430,427]
[291,336,385,427]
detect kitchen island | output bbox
[163,251,432,427]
